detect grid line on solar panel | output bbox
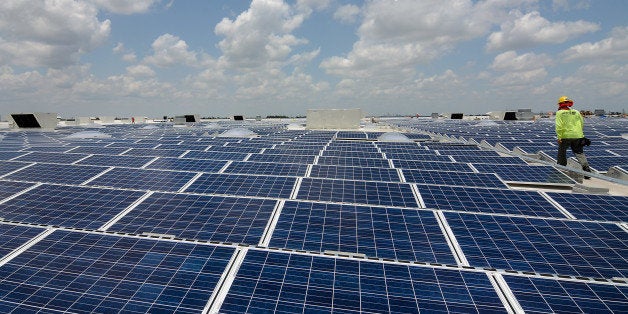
[246,153,316,164]
[0,230,235,313]
[223,161,307,177]
[472,163,575,185]
[85,167,198,192]
[219,250,507,313]
[392,159,474,172]
[295,178,418,207]
[76,154,155,168]
[144,157,228,173]
[504,275,628,313]
[182,150,249,161]
[321,150,384,159]
[417,184,567,218]
[448,155,528,164]
[4,163,109,185]
[383,153,455,162]
[402,169,508,189]
[13,152,89,164]
[122,148,186,158]
[0,161,33,178]
[108,193,278,245]
[0,184,145,229]
[444,212,628,279]
[309,164,400,182]
[544,192,628,223]
[0,223,47,258]
[316,156,391,168]
[184,173,298,199]
[268,201,456,264]
[0,152,28,161]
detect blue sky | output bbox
[0,0,626,118]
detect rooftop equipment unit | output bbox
[503,112,517,120]
[450,113,463,119]
[174,114,200,125]
[10,113,58,129]
[233,115,244,121]
[306,109,362,129]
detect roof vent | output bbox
[377,132,412,142]
[65,131,112,139]
[218,128,258,138]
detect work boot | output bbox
[582,165,592,179]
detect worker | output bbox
[555,96,592,178]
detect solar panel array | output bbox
[0,118,626,313]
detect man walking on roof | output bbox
[555,96,592,178]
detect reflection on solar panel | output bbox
[504,275,628,313]
[224,161,307,176]
[87,167,196,192]
[472,164,575,185]
[146,157,227,173]
[418,184,565,217]
[0,230,234,313]
[310,165,400,181]
[0,185,144,229]
[270,201,455,263]
[317,156,391,168]
[78,154,154,168]
[0,180,35,200]
[402,169,508,188]
[5,163,107,185]
[0,223,46,257]
[184,173,297,198]
[545,192,628,222]
[297,178,418,207]
[220,250,506,313]
[14,151,88,164]
[445,212,628,278]
[109,193,277,244]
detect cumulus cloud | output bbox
[215,0,308,69]
[486,10,600,51]
[561,26,628,61]
[333,4,360,24]
[144,34,198,67]
[489,51,552,86]
[90,0,158,14]
[126,64,155,77]
[0,0,110,68]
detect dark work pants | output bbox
[557,138,589,169]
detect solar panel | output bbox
[123,148,184,158]
[67,146,129,155]
[220,250,506,313]
[86,167,197,192]
[449,155,528,164]
[573,156,628,172]
[0,181,36,200]
[0,152,27,160]
[310,165,400,181]
[0,223,47,257]
[0,185,145,229]
[0,161,32,177]
[5,163,108,185]
[247,153,316,164]
[317,156,391,168]
[270,201,456,263]
[322,150,383,159]
[545,192,628,223]
[184,173,297,198]
[183,150,249,161]
[145,157,227,173]
[77,154,154,168]
[472,164,575,185]
[14,152,89,164]
[0,230,234,313]
[391,160,473,173]
[445,212,628,278]
[402,169,508,189]
[417,184,566,218]
[504,275,628,313]
[384,153,454,162]
[223,161,307,176]
[296,178,418,207]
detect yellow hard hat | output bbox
[557,96,573,104]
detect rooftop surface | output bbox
[0,117,626,313]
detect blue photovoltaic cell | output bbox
[123,148,184,158]
[505,275,628,313]
[183,150,249,161]
[449,155,527,164]
[310,165,400,182]
[472,164,575,185]
[445,212,628,279]
[0,152,28,160]
[0,223,46,257]
[224,161,307,176]
[438,150,501,157]
[109,193,277,244]
[184,173,297,198]
[247,154,316,164]
[13,151,89,164]
[0,181,35,200]
[0,161,31,177]
[296,178,418,207]
[545,192,628,223]
[145,157,227,173]
[0,230,234,313]
[5,163,108,185]
[317,156,391,168]
[77,154,154,168]
[0,185,145,229]
[418,184,565,218]
[573,156,628,172]
[401,169,508,189]
[392,159,474,172]
[382,153,454,163]
[87,167,197,192]
[269,201,455,264]
[23,146,74,153]
[220,250,506,313]
[67,146,130,155]
[322,150,383,159]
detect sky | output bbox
[0,0,626,118]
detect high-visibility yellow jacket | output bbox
[555,108,584,139]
